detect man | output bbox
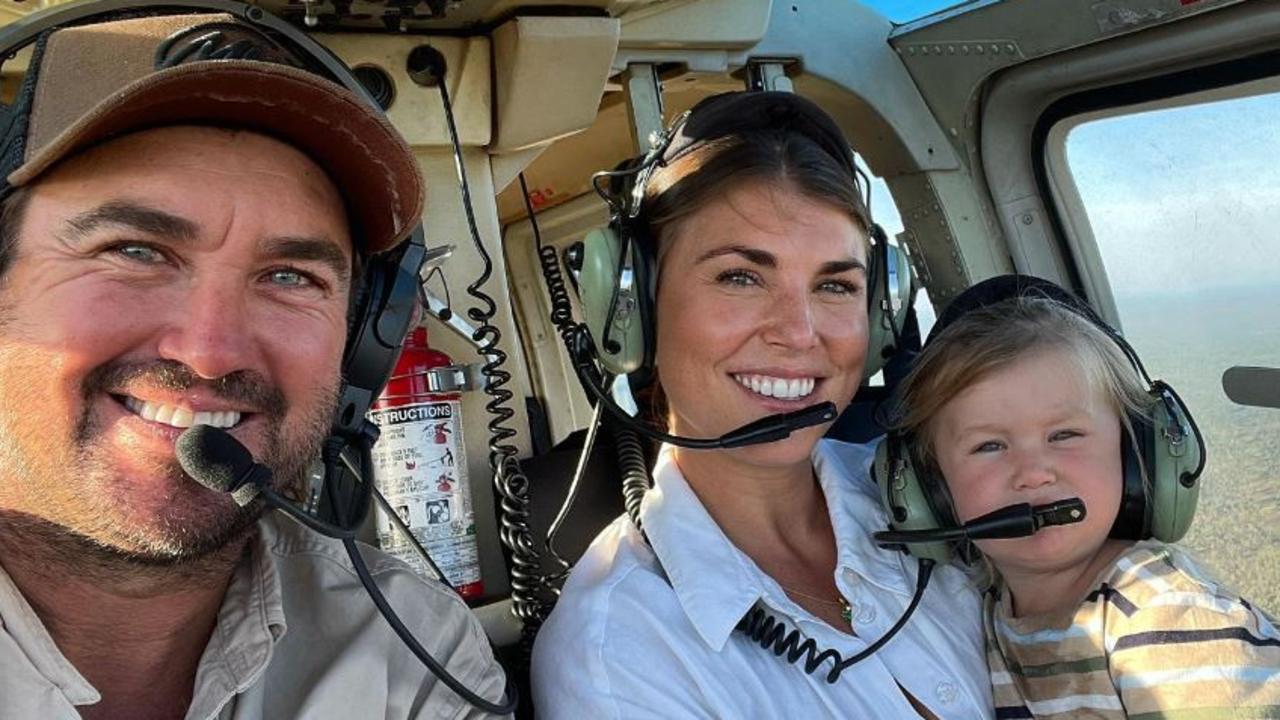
[0,7,509,719]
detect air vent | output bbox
[353,64,395,110]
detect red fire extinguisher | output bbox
[367,326,483,599]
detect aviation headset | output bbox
[873,275,1206,563]
[0,0,425,444]
[574,91,914,388]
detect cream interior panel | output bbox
[491,16,621,154]
[317,33,491,147]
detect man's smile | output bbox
[116,395,243,429]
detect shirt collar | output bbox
[640,445,766,652]
[640,439,918,653]
[187,519,289,718]
[811,438,919,598]
[0,519,288,713]
[0,558,98,705]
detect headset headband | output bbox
[664,91,859,177]
[604,91,867,228]
[929,275,1108,345]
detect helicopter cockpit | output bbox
[0,0,1276,716]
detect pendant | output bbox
[839,596,852,624]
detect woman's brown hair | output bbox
[641,128,871,257]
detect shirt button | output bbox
[936,680,958,705]
[855,603,876,624]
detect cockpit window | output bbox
[1058,84,1280,613]
[864,0,989,24]
[859,157,936,386]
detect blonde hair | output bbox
[895,295,1153,473]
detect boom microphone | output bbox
[176,425,357,539]
[873,498,1087,546]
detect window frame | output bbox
[1033,48,1280,330]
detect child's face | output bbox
[930,348,1124,578]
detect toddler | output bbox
[892,276,1280,718]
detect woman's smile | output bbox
[653,179,869,458]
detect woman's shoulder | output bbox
[534,516,684,653]
[531,515,712,716]
[813,437,879,488]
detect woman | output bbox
[531,92,991,718]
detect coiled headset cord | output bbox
[523,172,654,584]
[737,559,934,683]
[435,69,552,649]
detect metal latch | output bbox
[424,363,486,393]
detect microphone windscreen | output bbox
[176,425,261,505]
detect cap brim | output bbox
[9,60,422,254]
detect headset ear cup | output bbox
[630,227,657,388]
[335,236,425,436]
[1147,384,1203,542]
[579,225,646,376]
[874,436,952,563]
[1111,414,1151,540]
[864,234,914,380]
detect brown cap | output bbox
[2,12,423,254]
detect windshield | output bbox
[860,0,982,24]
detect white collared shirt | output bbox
[0,515,509,719]
[532,439,992,719]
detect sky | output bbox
[859,0,973,23]
[865,88,1280,303]
[1066,90,1280,296]
[852,0,1280,299]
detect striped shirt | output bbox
[985,541,1280,719]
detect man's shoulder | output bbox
[254,515,507,717]
[261,514,472,618]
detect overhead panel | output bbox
[490,16,621,154]
[312,33,491,147]
[617,0,771,49]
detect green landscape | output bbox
[1119,284,1280,615]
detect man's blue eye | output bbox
[268,269,311,287]
[115,244,164,263]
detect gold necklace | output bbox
[778,583,853,624]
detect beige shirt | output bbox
[0,515,510,719]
